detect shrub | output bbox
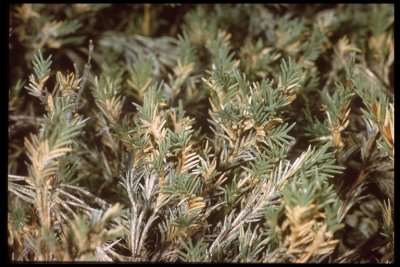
[8,4,394,263]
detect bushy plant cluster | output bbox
[8,4,394,263]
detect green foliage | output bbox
[9,3,394,263]
[177,32,197,66]
[32,50,52,80]
[127,53,154,99]
[62,204,124,260]
[178,238,208,262]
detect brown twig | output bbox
[73,39,94,113]
[142,4,152,36]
